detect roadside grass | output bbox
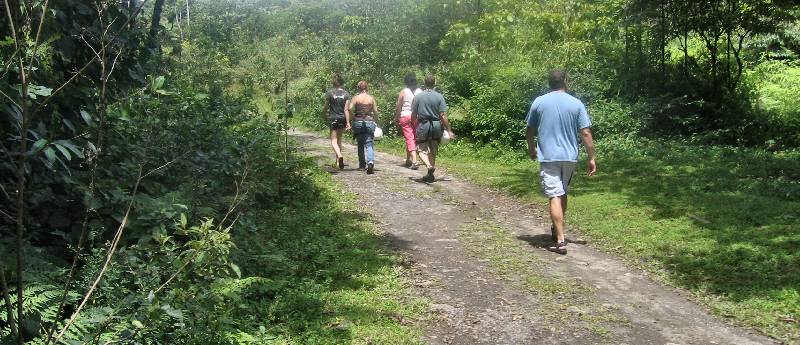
[227,154,427,344]
[375,134,800,342]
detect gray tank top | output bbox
[326,88,349,119]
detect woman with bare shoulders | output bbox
[347,80,379,174]
[394,74,422,170]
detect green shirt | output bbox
[411,89,448,121]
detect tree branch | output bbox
[0,48,20,81]
[140,150,191,180]
[4,2,30,344]
[52,166,144,344]
[0,88,21,109]
[26,0,51,68]
[0,264,17,337]
[35,0,149,111]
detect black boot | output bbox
[423,167,435,182]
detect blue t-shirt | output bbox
[525,91,592,162]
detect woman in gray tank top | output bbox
[348,81,378,174]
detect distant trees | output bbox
[207,0,799,146]
[625,0,795,95]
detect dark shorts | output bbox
[415,120,442,143]
[329,117,347,130]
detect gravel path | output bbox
[293,129,776,345]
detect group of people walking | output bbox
[323,73,454,182]
[323,70,595,255]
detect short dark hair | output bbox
[548,70,566,90]
[332,73,344,87]
[404,74,417,88]
[424,74,436,88]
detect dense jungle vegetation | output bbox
[1,0,799,344]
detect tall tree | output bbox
[150,0,166,43]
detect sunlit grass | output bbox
[377,135,800,342]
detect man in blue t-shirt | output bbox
[525,70,596,255]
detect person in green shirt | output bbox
[411,74,455,183]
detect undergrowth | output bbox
[225,160,428,344]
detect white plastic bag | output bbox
[440,130,452,144]
[373,126,383,139]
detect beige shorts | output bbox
[417,140,439,155]
[540,161,577,198]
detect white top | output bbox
[400,87,422,117]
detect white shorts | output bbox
[539,161,577,198]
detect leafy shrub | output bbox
[451,67,541,149]
[588,99,647,139]
[746,59,800,148]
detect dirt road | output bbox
[293,130,776,345]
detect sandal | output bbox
[410,163,419,170]
[547,241,567,255]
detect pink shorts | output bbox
[399,116,417,152]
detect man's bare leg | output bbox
[428,140,439,168]
[418,142,432,168]
[549,196,566,243]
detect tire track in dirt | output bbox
[292,129,776,345]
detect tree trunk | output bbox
[682,29,689,78]
[149,0,166,41]
[659,1,666,83]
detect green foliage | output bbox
[746,59,800,147]
[3,0,799,342]
[587,99,646,139]
[3,1,427,342]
